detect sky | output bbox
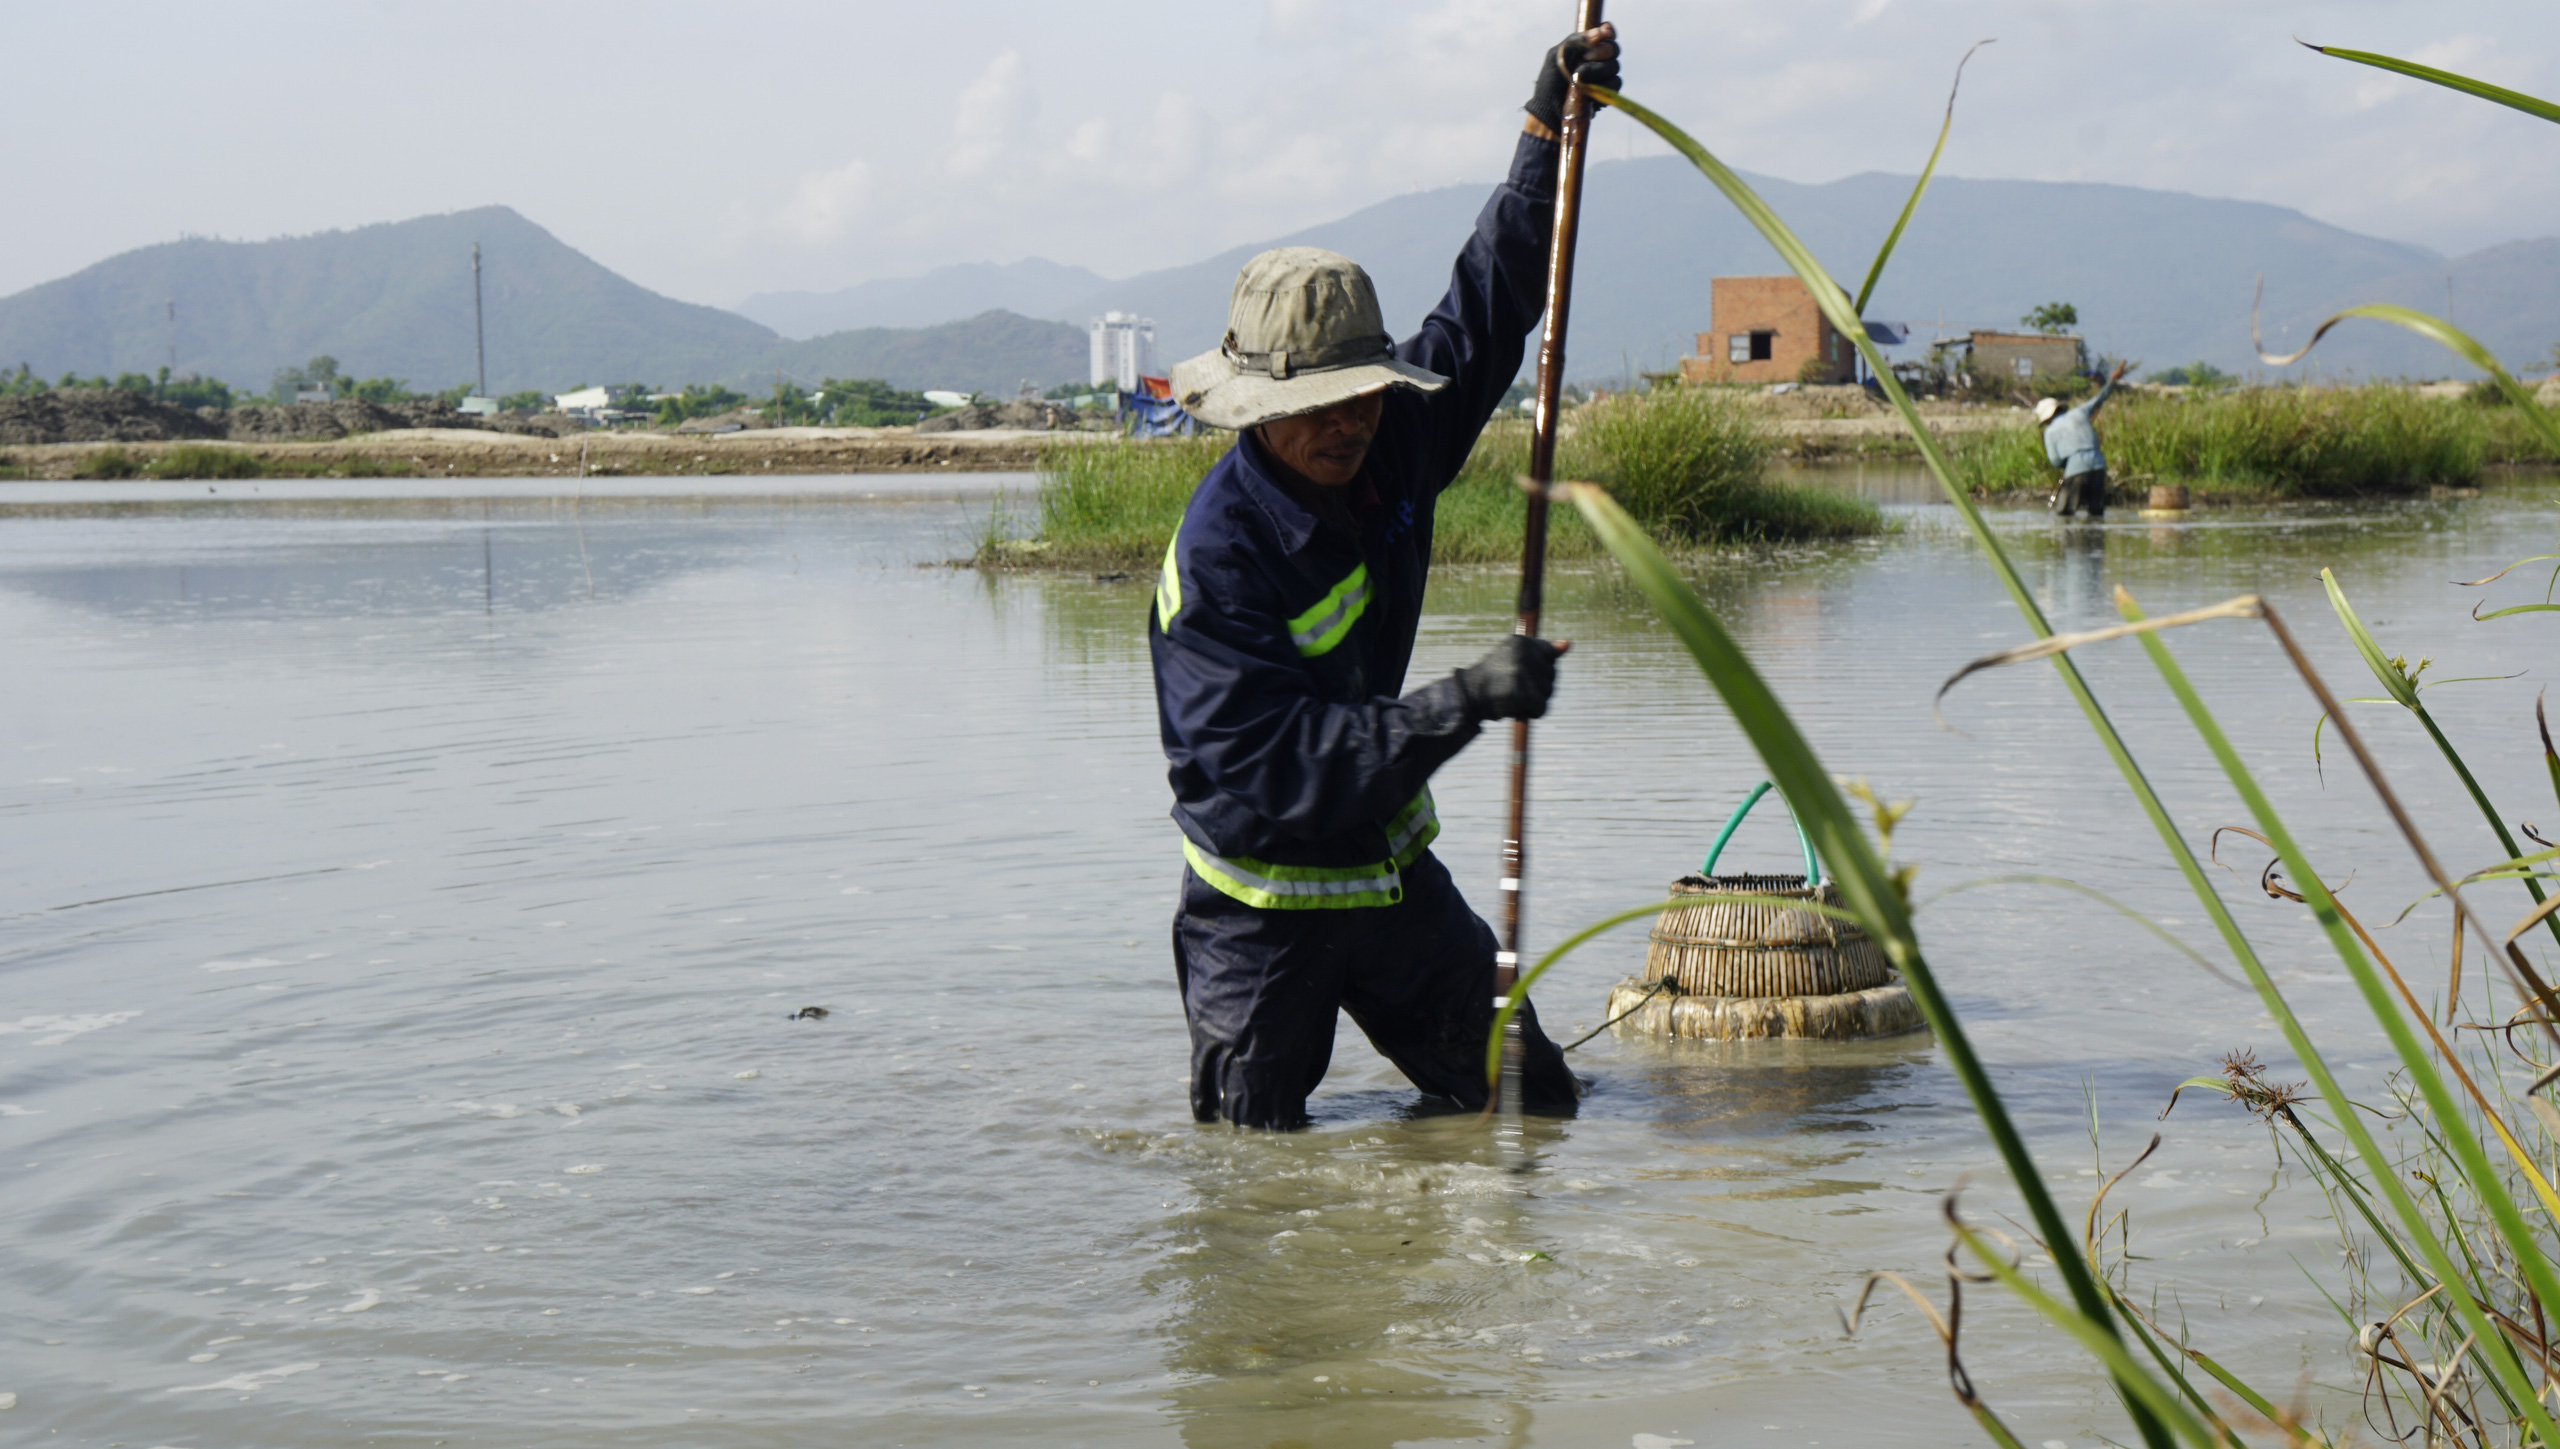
[5,1,2557,308]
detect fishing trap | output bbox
[1602,782,1924,1042]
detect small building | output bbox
[1090,312,1156,392]
[1961,331,2083,384]
[1677,276,1858,386]
[553,385,616,415]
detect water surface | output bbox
[2,474,2553,1447]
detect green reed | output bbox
[1955,384,2491,501]
[1495,63,2560,1449]
[151,444,280,480]
[985,391,1876,572]
[65,443,418,482]
[986,432,1235,570]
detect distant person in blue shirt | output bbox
[2034,360,2130,518]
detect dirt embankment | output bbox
[0,387,600,447]
[0,425,1097,479]
[0,388,1123,477]
[1719,385,2029,456]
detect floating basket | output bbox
[1601,975,1919,1041]
[1604,782,1922,1042]
[2140,483,2193,519]
[1646,872,1893,997]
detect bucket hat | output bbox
[1170,248,1447,430]
[2033,397,2063,424]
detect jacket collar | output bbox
[1235,430,1322,555]
[1235,430,1381,556]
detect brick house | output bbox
[1962,330,2084,384]
[1677,276,1858,385]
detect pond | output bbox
[1,473,2551,1447]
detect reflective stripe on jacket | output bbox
[1147,130,1559,909]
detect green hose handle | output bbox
[1699,780,1822,886]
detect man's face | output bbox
[1255,391,1386,488]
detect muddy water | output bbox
[2,475,2553,1447]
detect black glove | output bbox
[1454,635,1565,721]
[1525,23,1621,134]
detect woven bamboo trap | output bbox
[1603,783,1923,1043]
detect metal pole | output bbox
[1497,0,1604,1113]
[473,243,487,398]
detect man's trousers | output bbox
[2054,467,2110,517]
[1172,848,1580,1129]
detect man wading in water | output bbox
[2036,359,2131,519]
[1148,24,1619,1130]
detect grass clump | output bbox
[2482,397,2560,464]
[150,444,272,480]
[1563,389,1877,543]
[990,389,1878,571]
[1427,421,1591,564]
[1956,384,2489,501]
[67,445,422,481]
[994,433,1236,569]
[75,446,145,479]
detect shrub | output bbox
[1955,383,2487,499]
[654,384,749,427]
[2484,401,2560,463]
[1430,421,1599,563]
[1561,388,1875,542]
[149,445,269,480]
[1001,388,1876,571]
[2025,370,2096,404]
[817,377,938,427]
[2151,360,2236,388]
[991,432,1236,568]
[75,447,144,479]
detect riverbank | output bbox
[5,388,2543,501]
[980,395,1887,572]
[0,425,1099,481]
[0,414,2019,483]
[1741,380,2560,484]
[1950,383,2511,503]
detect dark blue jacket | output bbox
[1147,131,1559,910]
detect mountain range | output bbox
[736,258,1109,338]
[0,207,1084,397]
[753,162,2556,383]
[3,164,2552,397]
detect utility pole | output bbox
[473,243,487,397]
[166,299,176,376]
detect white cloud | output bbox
[1069,117,1111,164]
[950,51,1035,177]
[5,0,2560,306]
[775,158,874,243]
